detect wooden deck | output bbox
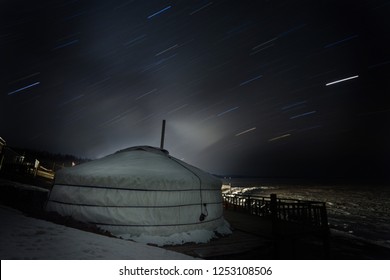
[164,210,273,259]
[165,208,330,259]
[166,193,331,259]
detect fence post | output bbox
[320,202,330,258]
[270,193,278,236]
[320,203,329,228]
[270,193,279,258]
[270,194,277,220]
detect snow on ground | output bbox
[0,178,49,193]
[118,219,232,246]
[0,205,193,260]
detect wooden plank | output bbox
[193,240,264,258]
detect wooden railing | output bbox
[222,193,329,230]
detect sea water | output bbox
[221,178,390,248]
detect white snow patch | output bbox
[0,179,49,193]
[117,219,232,246]
[0,205,193,260]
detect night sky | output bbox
[1,0,389,181]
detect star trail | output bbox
[1,0,389,181]
[325,75,359,86]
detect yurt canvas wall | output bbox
[46,146,228,243]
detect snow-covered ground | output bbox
[0,205,193,260]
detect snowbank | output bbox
[0,205,193,260]
[118,219,232,246]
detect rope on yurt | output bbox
[169,157,208,222]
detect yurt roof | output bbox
[54,146,221,191]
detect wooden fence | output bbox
[222,193,329,230]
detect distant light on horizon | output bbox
[325,75,359,86]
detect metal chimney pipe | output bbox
[160,119,166,149]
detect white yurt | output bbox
[46,146,229,244]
